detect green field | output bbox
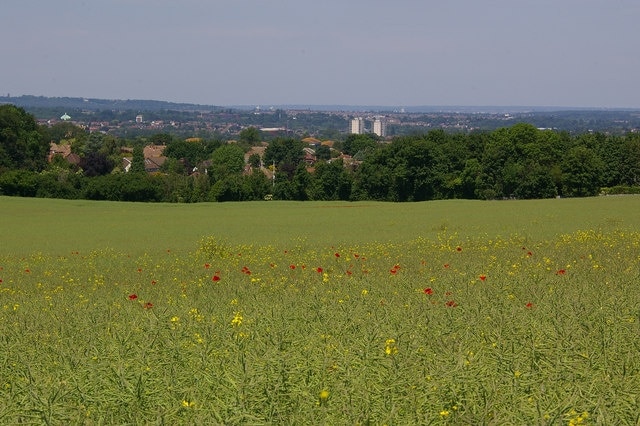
[3,195,640,256]
[1,196,640,424]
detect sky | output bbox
[2,0,639,108]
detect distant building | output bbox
[136,115,143,123]
[349,117,364,134]
[60,113,71,121]
[372,117,387,137]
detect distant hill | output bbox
[0,95,223,112]
[4,95,639,115]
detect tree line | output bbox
[1,104,639,202]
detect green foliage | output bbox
[238,126,261,145]
[342,133,378,156]
[0,105,49,172]
[2,121,640,203]
[211,144,246,176]
[263,138,304,172]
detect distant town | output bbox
[3,95,640,140]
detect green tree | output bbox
[239,127,261,145]
[342,134,378,156]
[130,146,146,173]
[211,144,245,177]
[0,105,49,172]
[561,146,603,197]
[263,138,304,177]
[308,160,352,200]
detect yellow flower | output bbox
[181,400,195,408]
[384,338,398,355]
[319,390,330,400]
[231,312,243,326]
[440,410,450,417]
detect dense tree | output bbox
[80,151,114,177]
[561,146,604,197]
[342,134,378,157]
[263,138,304,173]
[0,105,49,172]
[210,144,246,178]
[238,127,261,145]
[308,160,352,201]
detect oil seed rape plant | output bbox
[0,228,639,424]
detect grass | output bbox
[1,195,640,424]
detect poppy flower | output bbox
[525,302,534,309]
[151,280,157,285]
[556,269,566,276]
[204,263,211,269]
[479,274,486,281]
[143,302,154,309]
[334,252,340,258]
[24,269,30,273]
[212,275,221,282]
[137,268,142,273]
[289,264,296,270]
[445,300,458,307]
[128,294,138,301]
[443,263,450,269]
[316,267,323,274]
[456,246,462,252]
[390,267,398,275]
[424,287,433,295]
[241,266,251,275]
[346,270,352,276]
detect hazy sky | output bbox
[2,0,639,108]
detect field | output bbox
[1,195,640,424]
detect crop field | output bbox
[1,196,640,424]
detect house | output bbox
[48,142,81,166]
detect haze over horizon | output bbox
[2,0,639,109]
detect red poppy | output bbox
[24,269,30,273]
[556,269,566,275]
[353,253,360,259]
[424,287,433,295]
[445,300,458,307]
[456,246,462,252]
[346,270,352,276]
[289,264,296,270]
[527,251,533,257]
[316,267,323,274]
[204,263,211,269]
[212,275,221,282]
[137,268,142,273]
[479,274,486,281]
[128,294,138,301]
[390,268,398,275]
[151,280,157,285]
[445,291,452,296]
[443,263,450,269]
[334,252,340,258]
[143,302,154,309]
[525,302,534,309]
[241,266,251,275]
